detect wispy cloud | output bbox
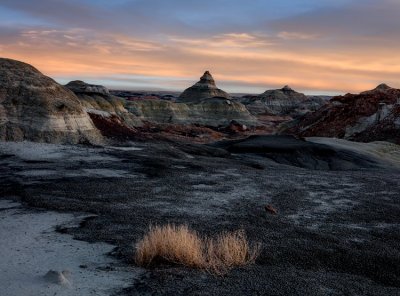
[0,0,399,94]
[277,31,318,40]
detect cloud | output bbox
[0,0,399,94]
[0,0,122,33]
[0,0,354,37]
[277,31,318,40]
[168,33,275,50]
[270,0,400,40]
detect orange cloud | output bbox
[1,27,399,94]
[277,31,318,40]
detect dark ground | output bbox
[1,136,399,295]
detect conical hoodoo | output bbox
[196,71,217,87]
[177,71,231,103]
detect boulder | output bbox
[43,270,71,286]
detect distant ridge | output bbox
[241,85,327,119]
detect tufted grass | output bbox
[135,224,260,274]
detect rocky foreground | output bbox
[1,137,400,295]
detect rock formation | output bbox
[0,58,102,144]
[125,97,258,127]
[242,85,326,118]
[70,79,259,129]
[283,84,400,144]
[65,80,143,128]
[177,71,231,103]
[65,80,110,95]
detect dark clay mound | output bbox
[211,135,379,170]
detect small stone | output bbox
[43,270,70,286]
[265,205,278,214]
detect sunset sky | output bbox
[0,0,399,94]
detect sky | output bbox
[0,0,399,95]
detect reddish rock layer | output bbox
[90,113,274,144]
[284,84,400,144]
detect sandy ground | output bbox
[1,139,400,295]
[0,198,137,296]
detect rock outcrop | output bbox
[65,80,110,95]
[242,86,327,118]
[70,79,259,128]
[65,80,143,128]
[0,58,102,144]
[177,71,230,103]
[283,84,400,144]
[125,97,258,127]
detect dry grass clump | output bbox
[135,224,260,274]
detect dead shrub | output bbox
[135,224,260,274]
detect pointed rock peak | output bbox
[374,83,390,91]
[198,71,216,86]
[177,71,230,102]
[282,85,293,91]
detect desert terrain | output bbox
[1,58,400,295]
[1,136,400,295]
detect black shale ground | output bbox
[1,138,399,295]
